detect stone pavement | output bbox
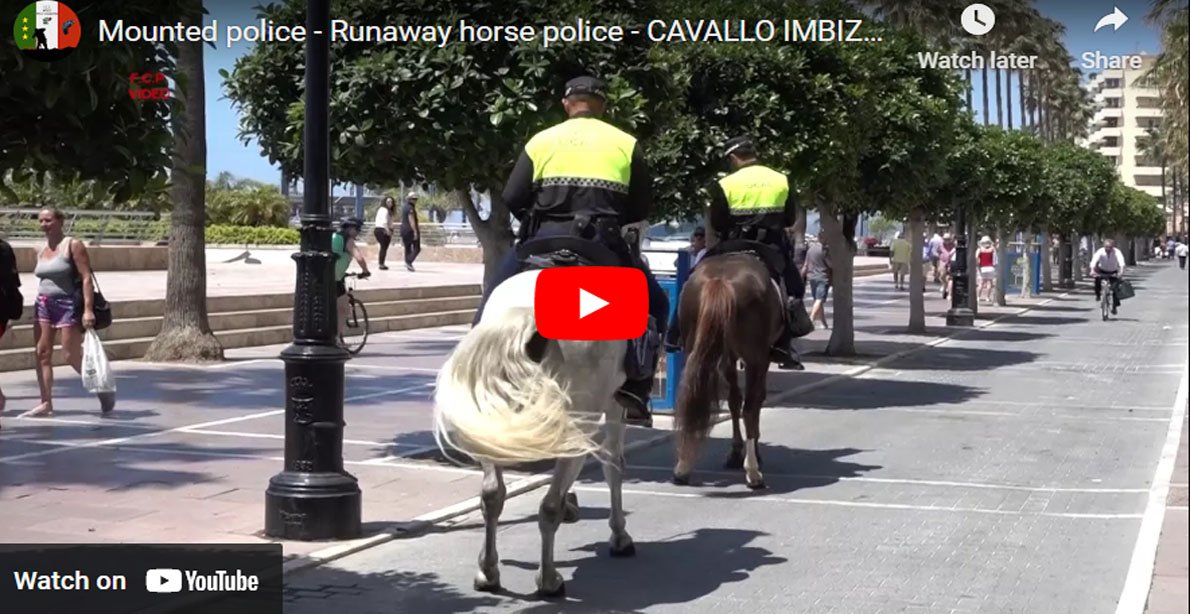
[0,270,978,565]
[16,247,483,305]
[280,263,1189,614]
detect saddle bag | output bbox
[1115,278,1135,301]
[787,298,815,339]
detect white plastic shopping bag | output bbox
[81,329,117,394]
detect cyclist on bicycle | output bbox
[334,218,371,337]
[1091,239,1126,315]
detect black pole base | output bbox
[265,471,361,540]
[946,307,975,327]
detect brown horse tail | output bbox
[676,277,734,446]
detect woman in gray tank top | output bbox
[19,208,116,418]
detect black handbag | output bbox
[66,238,113,330]
[1115,278,1136,301]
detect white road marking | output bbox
[179,428,404,448]
[1114,365,1189,614]
[571,485,1142,519]
[0,383,433,464]
[623,465,1149,494]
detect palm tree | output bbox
[144,0,224,362]
[1145,1,1189,181]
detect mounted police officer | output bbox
[665,136,805,370]
[471,76,669,428]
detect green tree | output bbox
[145,1,223,362]
[224,0,670,289]
[1,1,187,203]
[207,184,291,227]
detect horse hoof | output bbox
[473,570,501,593]
[672,473,690,486]
[746,479,767,491]
[562,492,580,524]
[723,455,744,470]
[535,572,566,598]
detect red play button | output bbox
[535,267,647,340]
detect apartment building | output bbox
[1083,54,1169,208]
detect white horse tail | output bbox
[433,307,602,465]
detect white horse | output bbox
[433,268,635,597]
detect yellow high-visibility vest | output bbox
[524,117,635,193]
[718,164,789,215]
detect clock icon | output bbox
[961,3,996,36]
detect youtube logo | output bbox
[145,568,183,593]
[535,267,647,340]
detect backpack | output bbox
[0,239,22,322]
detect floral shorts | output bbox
[35,293,81,329]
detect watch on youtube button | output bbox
[534,267,648,340]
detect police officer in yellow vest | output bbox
[471,76,669,427]
[665,136,805,369]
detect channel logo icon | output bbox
[534,267,647,340]
[145,568,183,593]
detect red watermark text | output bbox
[129,72,172,100]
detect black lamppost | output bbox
[1059,233,1075,289]
[947,204,975,326]
[265,0,362,540]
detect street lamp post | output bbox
[265,0,362,541]
[1059,233,1075,289]
[947,204,975,327]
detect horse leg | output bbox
[536,456,585,598]
[474,461,505,592]
[601,407,635,557]
[742,362,768,490]
[723,361,745,470]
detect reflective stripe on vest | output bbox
[718,165,789,214]
[524,117,635,194]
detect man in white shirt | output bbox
[1176,240,1188,270]
[1091,239,1126,314]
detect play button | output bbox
[579,288,609,319]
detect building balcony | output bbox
[1134,106,1163,118]
[1094,107,1123,123]
[1097,87,1124,100]
[1134,184,1166,199]
[1095,146,1122,157]
[1091,126,1123,140]
[1133,165,1165,176]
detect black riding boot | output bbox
[769,328,805,371]
[616,377,655,428]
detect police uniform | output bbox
[665,137,804,368]
[472,76,669,423]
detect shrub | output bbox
[205,224,299,245]
[206,185,291,227]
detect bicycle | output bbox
[340,272,370,355]
[1098,274,1118,321]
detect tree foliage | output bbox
[0,1,188,203]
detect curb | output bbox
[282,288,1072,576]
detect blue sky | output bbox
[202,1,1164,184]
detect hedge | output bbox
[205,225,299,245]
[1,218,300,245]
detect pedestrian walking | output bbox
[889,232,911,290]
[1176,241,1188,270]
[928,232,944,283]
[373,196,395,270]
[20,208,115,419]
[802,232,832,329]
[976,235,996,303]
[400,191,421,272]
[0,235,22,429]
[939,233,955,299]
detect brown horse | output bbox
[672,252,784,489]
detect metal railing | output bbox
[0,208,166,244]
[362,221,483,247]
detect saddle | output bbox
[701,239,786,278]
[516,235,624,272]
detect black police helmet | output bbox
[564,76,607,101]
[340,217,364,231]
[723,136,757,159]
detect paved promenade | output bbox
[16,248,484,305]
[279,263,1185,614]
[1,262,1184,613]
